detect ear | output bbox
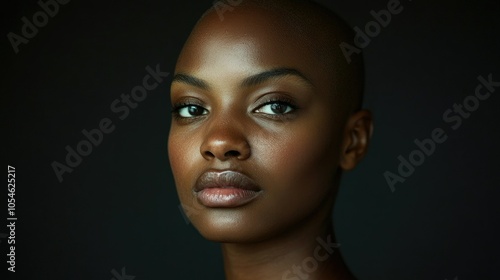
[339,109,373,171]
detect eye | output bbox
[175,104,208,118]
[255,101,295,115]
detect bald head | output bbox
[169,1,373,246]
[175,0,364,114]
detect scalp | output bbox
[182,0,364,113]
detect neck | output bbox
[221,217,355,280]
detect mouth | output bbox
[194,170,262,208]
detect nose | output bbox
[200,118,251,161]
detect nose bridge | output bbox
[201,107,251,161]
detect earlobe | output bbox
[339,110,373,171]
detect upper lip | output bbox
[194,170,261,192]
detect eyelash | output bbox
[253,96,298,120]
[171,99,207,121]
[171,96,298,121]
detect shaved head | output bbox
[177,0,364,114]
[169,1,373,265]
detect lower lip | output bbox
[196,188,262,208]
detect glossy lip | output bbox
[194,170,262,208]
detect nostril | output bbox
[201,139,251,161]
[204,151,215,158]
[224,150,241,158]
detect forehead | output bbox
[174,4,337,90]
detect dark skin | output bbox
[168,1,373,279]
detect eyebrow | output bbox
[171,67,313,90]
[241,68,313,87]
[171,73,209,89]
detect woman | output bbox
[168,0,373,279]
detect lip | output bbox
[194,170,262,208]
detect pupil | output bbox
[188,105,201,115]
[271,103,285,114]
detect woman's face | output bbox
[168,9,350,243]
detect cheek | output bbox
[250,117,344,230]
[256,115,342,190]
[168,129,199,195]
[168,129,207,224]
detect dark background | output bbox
[2,0,499,279]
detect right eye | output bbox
[175,105,208,118]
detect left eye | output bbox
[177,105,208,118]
[255,102,294,115]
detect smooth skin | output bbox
[168,1,373,279]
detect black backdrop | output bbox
[2,0,500,279]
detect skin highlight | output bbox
[168,1,373,279]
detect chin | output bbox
[190,208,279,243]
